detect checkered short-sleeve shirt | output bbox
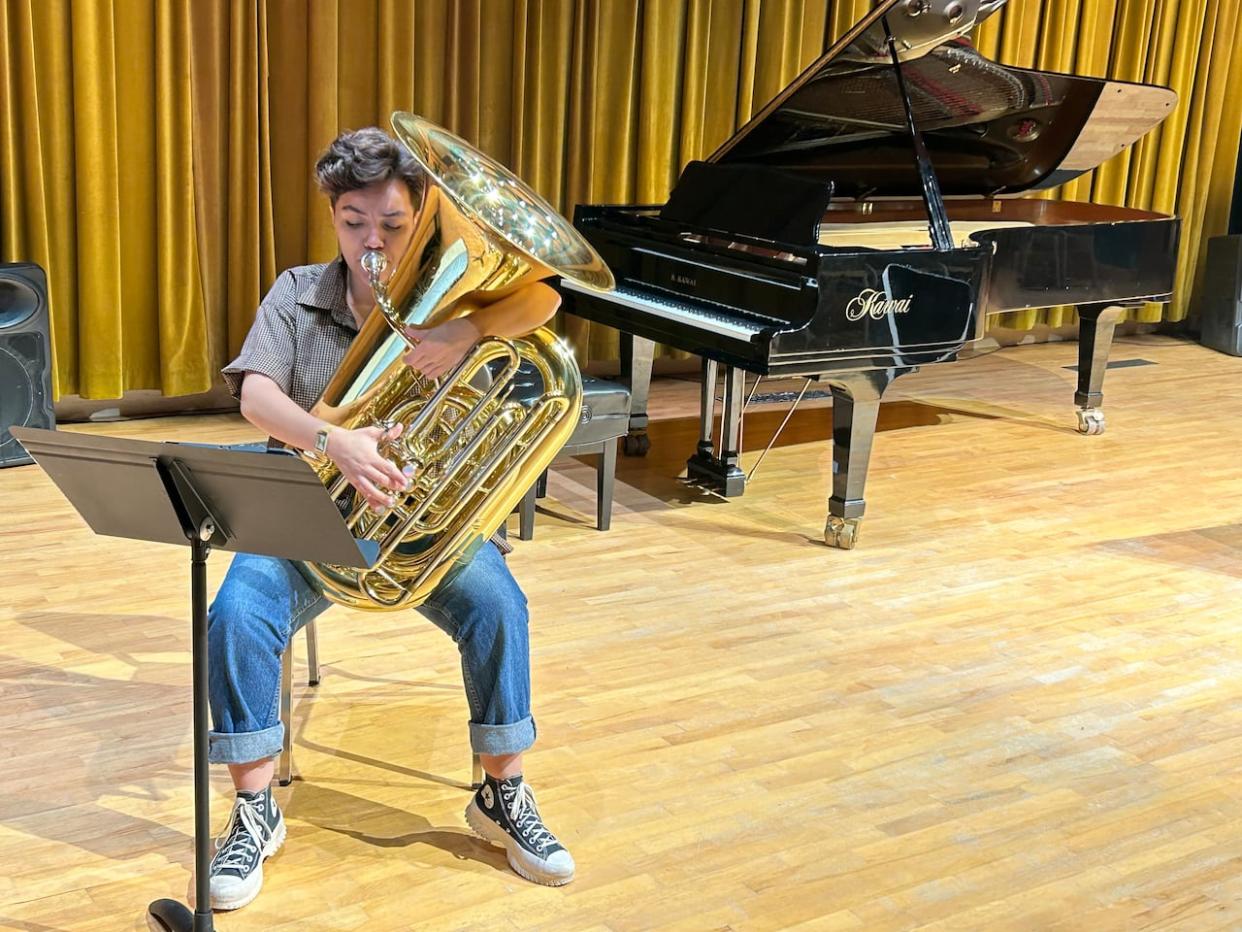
[222,257,357,411]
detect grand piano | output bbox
[558,0,1180,549]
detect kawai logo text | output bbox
[845,289,913,321]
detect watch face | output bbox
[316,430,329,454]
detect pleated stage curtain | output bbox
[1,0,212,398]
[1,0,1240,399]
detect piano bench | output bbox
[516,374,631,540]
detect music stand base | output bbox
[147,897,211,931]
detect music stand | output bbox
[11,427,378,932]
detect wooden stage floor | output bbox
[3,335,1242,930]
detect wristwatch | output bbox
[314,424,334,456]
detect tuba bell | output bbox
[300,112,614,611]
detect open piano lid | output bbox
[708,0,1176,198]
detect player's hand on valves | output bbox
[402,318,481,380]
[326,423,411,512]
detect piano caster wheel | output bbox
[1076,407,1106,435]
[824,517,861,550]
[623,432,651,457]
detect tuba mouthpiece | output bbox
[361,250,387,280]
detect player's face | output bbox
[333,177,416,288]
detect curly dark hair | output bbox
[314,127,423,205]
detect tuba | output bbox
[300,112,614,611]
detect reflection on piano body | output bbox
[559,0,1179,549]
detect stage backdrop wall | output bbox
[2,0,1240,401]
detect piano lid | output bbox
[709,0,1177,198]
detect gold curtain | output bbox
[1,0,212,398]
[2,1,1240,399]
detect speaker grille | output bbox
[0,332,50,466]
[0,278,40,330]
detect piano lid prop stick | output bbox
[882,14,955,252]
[747,378,814,482]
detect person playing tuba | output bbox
[207,126,575,911]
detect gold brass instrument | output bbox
[301,112,614,611]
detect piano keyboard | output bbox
[560,278,765,341]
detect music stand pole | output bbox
[148,523,215,930]
[162,531,212,928]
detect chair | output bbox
[276,621,483,789]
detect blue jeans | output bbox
[206,542,535,764]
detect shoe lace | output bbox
[501,781,557,852]
[213,796,272,871]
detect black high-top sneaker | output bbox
[208,786,286,911]
[465,774,575,886]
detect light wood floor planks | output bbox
[3,335,1242,930]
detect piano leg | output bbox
[1073,304,1125,435]
[695,358,719,463]
[686,361,746,497]
[823,368,910,549]
[619,333,654,456]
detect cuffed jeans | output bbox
[206,541,535,764]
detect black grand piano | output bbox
[558,0,1179,549]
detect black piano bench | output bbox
[516,374,631,540]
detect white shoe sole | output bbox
[209,815,287,911]
[465,799,574,887]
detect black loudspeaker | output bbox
[1200,236,1242,357]
[0,262,56,467]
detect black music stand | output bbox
[11,427,378,932]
